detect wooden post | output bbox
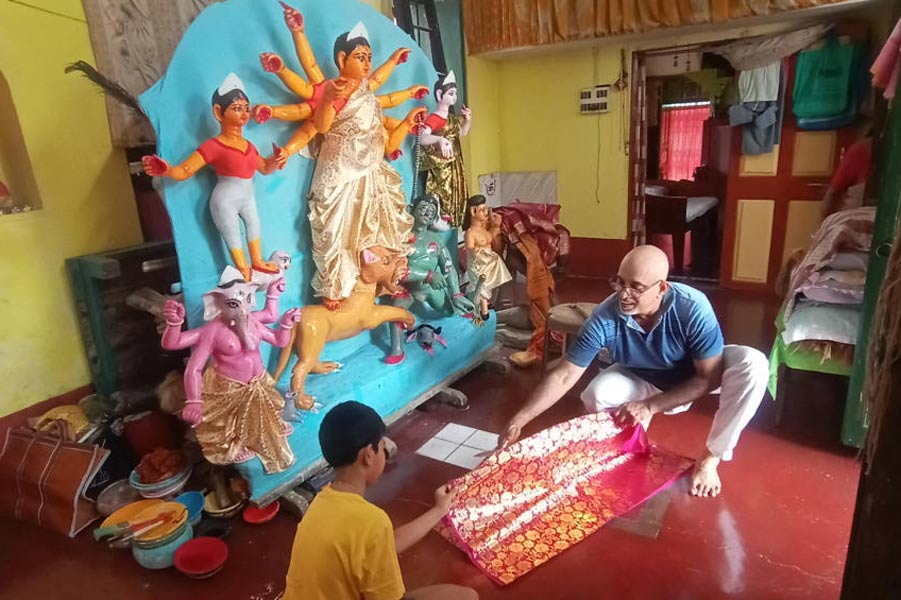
[841,33,901,597]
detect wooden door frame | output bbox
[627,43,727,277]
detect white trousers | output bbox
[580,345,769,461]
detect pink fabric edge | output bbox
[439,426,692,587]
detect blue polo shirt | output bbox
[566,283,724,390]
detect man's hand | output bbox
[433,483,459,515]
[498,422,523,448]
[612,400,655,429]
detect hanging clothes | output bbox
[738,63,781,102]
[729,62,786,155]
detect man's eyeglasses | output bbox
[609,277,663,299]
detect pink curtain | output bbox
[659,106,709,181]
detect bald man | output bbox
[500,245,768,497]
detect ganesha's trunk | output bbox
[233,313,259,352]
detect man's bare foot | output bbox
[690,453,722,497]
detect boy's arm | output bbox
[393,484,458,554]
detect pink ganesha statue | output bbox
[161,266,299,474]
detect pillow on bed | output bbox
[828,251,869,271]
[782,301,862,346]
[800,270,867,304]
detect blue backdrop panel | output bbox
[140,0,495,500]
[140,0,438,362]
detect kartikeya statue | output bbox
[464,195,511,320]
[386,194,476,363]
[143,74,287,281]
[418,71,472,227]
[161,267,299,474]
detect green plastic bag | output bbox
[793,37,862,119]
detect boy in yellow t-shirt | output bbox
[282,401,478,600]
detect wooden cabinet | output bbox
[82,0,220,147]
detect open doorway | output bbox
[630,23,873,292]
[639,50,736,282]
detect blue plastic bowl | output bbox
[175,491,204,526]
[132,523,193,570]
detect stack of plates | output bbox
[100,498,164,550]
[131,502,192,570]
[129,466,192,499]
[203,491,246,519]
[97,480,143,517]
[174,491,204,526]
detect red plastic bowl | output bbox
[242,501,280,524]
[174,537,228,578]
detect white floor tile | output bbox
[434,423,477,444]
[415,438,458,462]
[463,430,499,451]
[445,445,487,470]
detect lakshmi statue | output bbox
[464,195,511,320]
[253,2,428,161]
[386,194,476,363]
[418,71,472,227]
[143,74,286,281]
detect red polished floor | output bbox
[0,278,861,600]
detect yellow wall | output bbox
[359,0,392,17]
[461,55,502,195]
[464,12,886,241]
[496,48,630,239]
[0,1,142,417]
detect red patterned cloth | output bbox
[494,202,571,268]
[437,413,693,585]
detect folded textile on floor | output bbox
[437,413,693,585]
